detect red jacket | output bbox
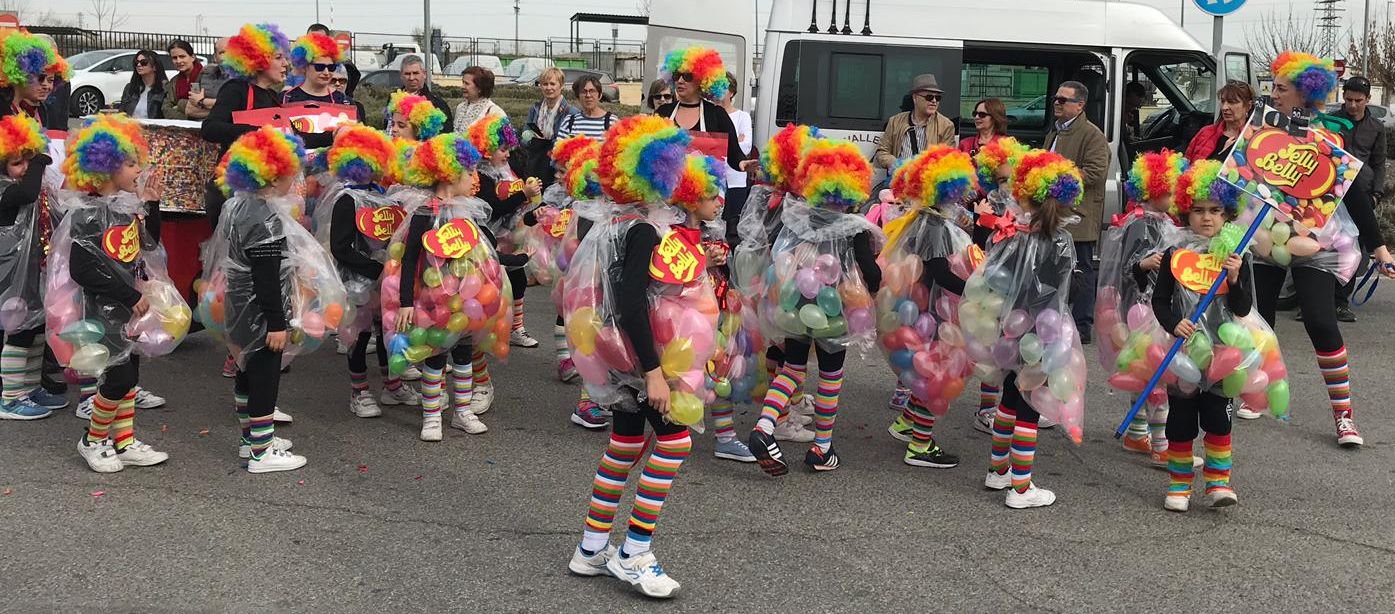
[1185,121,1227,162]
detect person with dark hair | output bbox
[282,32,355,118]
[395,55,451,126]
[717,70,752,245]
[644,78,672,114]
[1185,81,1255,162]
[958,98,1009,156]
[306,23,360,97]
[454,65,505,132]
[1123,81,1147,140]
[118,49,168,119]
[1044,79,1110,347]
[1326,76,1389,324]
[652,47,747,172]
[161,40,203,120]
[556,74,617,139]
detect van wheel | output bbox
[71,87,104,117]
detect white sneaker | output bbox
[972,409,995,434]
[1037,415,1058,429]
[74,396,93,420]
[605,550,681,599]
[1208,488,1238,508]
[77,438,122,473]
[133,387,167,409]
[272,407,293,423]
[378,385,421,407]
[1004,484,1057,509]
[790,394,816,417]
[1164,493,1191,512]
[238,436,294,459]
[469,384,495,415]
[247,448,307,473]
[790,411,814,426]
[420,415,443,441]
[401,366,422,381]
[450,410,488,434]
[510,328,540,348]
[1235,403,1263,420]
[349,391,383,418]
[115,440,169,466]
[773,419,815,443]
[366,334,378,354]
[568,544,615,577]
[336,337,350,354]
[984,471,1012,491]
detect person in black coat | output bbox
[117,49,168,119]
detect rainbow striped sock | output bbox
[383,375,403,392]
[979,383,1001,413]
[450,361,474,414]
[86,394,119,443]
[1,344,27,402]
[755,363,805,435]
[512,298,525,331]
[419,365,444,418]
[1202,433,1232,493]
[989,405,1016,475]
[1167,439,1195,496]
[234,392,250,446]
[1125,399,1149,438]
[906,397,938,453]
[1009,419,1038,493]
[582,433,645,553]
[349,369,369,394]
[813,369,842,452]
[1148,403,1169,453]
[78,376,97,404]
[472,351,491,387]
[1317,347,1351,418]
[623,430,691,557]
[554,323,570,362]
[248,414,275,460]
[110,391,137,452]
[710,399,735,441]
[23,344,42,388]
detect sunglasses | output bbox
[1053,96,1079,104]
[653,93,674,102]
[580,88,600,96]
[312,63,340,73]
[917,92,942,102]
[674,72,695,83]
[331,78,348,86]
[972,111,991,119]
[135,59,151,67]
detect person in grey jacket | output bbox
[1330,76,1388,320]
[187,37,231,120]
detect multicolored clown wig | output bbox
[597,114,691,204]
[796,138,873,210]
[550,135,599,172]
[466,114,520,158]
[891,145,979,208]
[563,146,603,201]
[1012,150,1083,208]
[760,123,821,194]
[1271,51,1338,109]
[327,125,395,186]
[401,133,483,188]
[0,29,70,88]
[61,114,149,192]
[217,125,306,194]
[224,23,291,80]
[670,154,726,211]
[388,91,447,140]
[1123,149,1187,204]
[1173,159,1242,217]
[972,136,1029,189]
[660,46,730,101]
[289,32,345,70]
[0,114,48,162]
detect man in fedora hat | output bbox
[874,73,957,171]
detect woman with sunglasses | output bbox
[160,40,202,120]
[651,47,747,172]
[118,50,168,119]
[281,33,356,119]
[644,78,673,114]
[959,98,1009,157]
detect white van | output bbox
[651,0,1255,223]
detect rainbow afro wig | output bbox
[217,125,305,194]
[0,114,48,162]
[224,23,291,80]
[1012,150,1083,208]
[597,114,691,204]
[1271,51,1337,109]
[0,29,69,88]
[563,145,603,201]
[466,114,520,158]
[402,133,482,188]
[796,138,873,210]
[972,136,1029,189]
[289,32,344,70]
[328,125,395,186]
[1173,159,1242,217]
[1124,149,1187,204]
[550,135,599,172]
[760,123,821,194]
[670,154,726,211]
[62,114,149,192]
[389,91,447,140]
[660,46,730,101]
[891,145,978,208]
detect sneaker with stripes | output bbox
[748,429,788,477]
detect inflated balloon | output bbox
[1267,378,1290,418]
[1002,309,1033,339]
[817,286,843,317]
[799,304,829,330]
[1018,333,1044,365]
[668,391,704,425]
[68,343,110,376]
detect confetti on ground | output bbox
[485,460,496,465]
[160,424,169,433]
[198,428,210,437]
[297,480,305,486]
[357,465,368,473]
[90,490,105,498]
[413,475,423,481]
[2,487,11,496]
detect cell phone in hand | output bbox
[191,82,203,95]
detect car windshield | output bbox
[67,50,120,71]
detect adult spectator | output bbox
[330,65,366,121]
[556,74,617,139]
[453,66,505,132]
[282,32,356,120]
[644,78,673,114]
[958,97,1008,156]
[306,23,360,95]
[118,49,167,119]
[522,67,574,185]
[1330,76,1388,322]
[398,55,453,127]
[1184,80,1255,162]
[187,37,231,120]
[873,73,956,172]
[717,70,754,245]
[161,40,203,120]
[1043,80,1110,344]
[1122,81,1146,141]
[653,47,747,172]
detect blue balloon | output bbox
[890,349,914,370]
[389,334,410,355]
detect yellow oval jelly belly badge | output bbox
[1170,249,1229,295]
[649,228,707,285]
[356,205,407,241]
[423,219,480,259]
[548,208,574,239]
[102,220,141,263]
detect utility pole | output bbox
[315,0,320,24]
[514,0,520,55]
[1362,0,1371,75]
[423,0,431,81]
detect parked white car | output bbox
[65,49,180,117]
[445,54,504,76]
[499,57,552,84]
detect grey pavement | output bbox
[1,290,1393,613]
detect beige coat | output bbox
[1043,116,1111,242]
[873,111,957,171]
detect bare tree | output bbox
[635,0,653,15]
[88,0,128,31]
[1245,6,1326,71]
[1347,14,1395,103]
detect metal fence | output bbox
[34,27,221,59]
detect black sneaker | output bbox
[804,445,840,471]
[1078,327,1093,345]
[903,443,960,468]
[748,430,788,477]
[1336,304,1356,322]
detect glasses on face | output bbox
[994,176,1010,185]
[917,92,942,102]
[331,78,348,86]
[312,62,339,73]
[674,72,695,83]
[34,74,55,85]
[1053,96,1078,105]
[136,59,151,67]
[581,88,600,97]
[653,93,673,102]
[973,111,991,119]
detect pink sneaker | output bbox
[221,355,237,378]
[1335,410,1364,448]
[558,358,578,383]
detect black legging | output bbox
[423,342,473,370]
[507,265,527,300]
[1253,264,1343,353]
[1164,391,1232,442]
[347,321,388,374]
[780,336,845,373]
[611,389,687,439]
[999,372,1041,424]
[234,348,283,419]
[1,326,40,348]
[98,355,139,401]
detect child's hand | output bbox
[523,178,542,199]
[131,295,150,317]
[1222,254,1242,279]
[138,171,165,202]
[266,330,287,351]
[1140,252,1163,271]
[644,368,670,415]
[396,307,414,332]
[1173,320,1196,339]
[974,199,993,216]
[709,249,728,266]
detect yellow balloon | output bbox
[668,391,703,425]
[566,307,599,355]
[660,340,695,378]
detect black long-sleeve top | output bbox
[398,213,432,308]
[1151,248,1252,336]
[0,154,49,226]
[70,200,162,308]
[920,256,961,297]
[200,80,333,153]
[852,231,883,294]
[477,172,531,231]
[616,223,662,372]
[329,193,384,281]
[248,239,287,332]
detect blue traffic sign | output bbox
[1193,0,1246,17]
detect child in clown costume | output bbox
[541,135,596,384]
[387,91,448,143]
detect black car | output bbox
[357,69,404,91]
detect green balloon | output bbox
[388,354,408,376]
[817,286,843,317]
[812,316,847,339]
[798,304,829,330]
[1217,322,1251,349]
[1267,379,1291,418]
[1185,331,1213,370]
[1221,369,1247,397]
[426,327,448,347]
[408,326,427,347]
[779,281,801,311]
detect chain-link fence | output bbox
[34,27,221,58]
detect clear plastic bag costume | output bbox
[523,182,574,286]
[957,220,1086,442]
[1094,209,1184,380]
[0,175,47,333]
[760,200,882,353]
[730,184,778,299]
[707,219,764,406]
[313,180,406,342]
[45,192,191,376]
[1240,202,1360,283]
[379,196,512,374]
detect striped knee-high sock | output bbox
[379,358,403,392]
[1,344,27,402]
[248,414,275,460]
[1168,439,1195,496]
[905,398,938,453]
[349,369,369,395]
[472,351,491,387]
[110,391,137,452]
[1125,400,1149,438]
[419,365,444,418]
[77,375,97,403]
[623,430,692,557]
[1148,403,1170,453]
[710,399,735,442]
[234,392,250,446]
[86,394,119,443]
[1009,420,1039,493]
[1317,347,1351,418]
[24,344,42,389]
[989,405,1016,475]
[813,369,842,452]
[554,322,570,362]
[755,363,805,435]
[511,298,525,331]
[450,361,473,414]
[979,383,1001,414]
[581,433,645,553]
[1202,433,1232,494]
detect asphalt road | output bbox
[1,290,1393,613]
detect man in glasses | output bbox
[188,37,231,120]
[1043,80,1110,345]
[874,73,957,172]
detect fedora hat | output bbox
[909,73,943,94]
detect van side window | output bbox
[775,40,963,132]
[959,62,1050,130]
[829,53,884,120]
[1225,53,1251,87]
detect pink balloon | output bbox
[846,307,874,333]
[301,311,326,338]
[573,351,610,384]
[796,268,820,299]
[1207,346,1243,382]
[459,274,482,298]
[926,397,950,417]
[1126,303,1153,330]
[595,326,636,372]
[463,299,484,320]
[1002,309,1032,338]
